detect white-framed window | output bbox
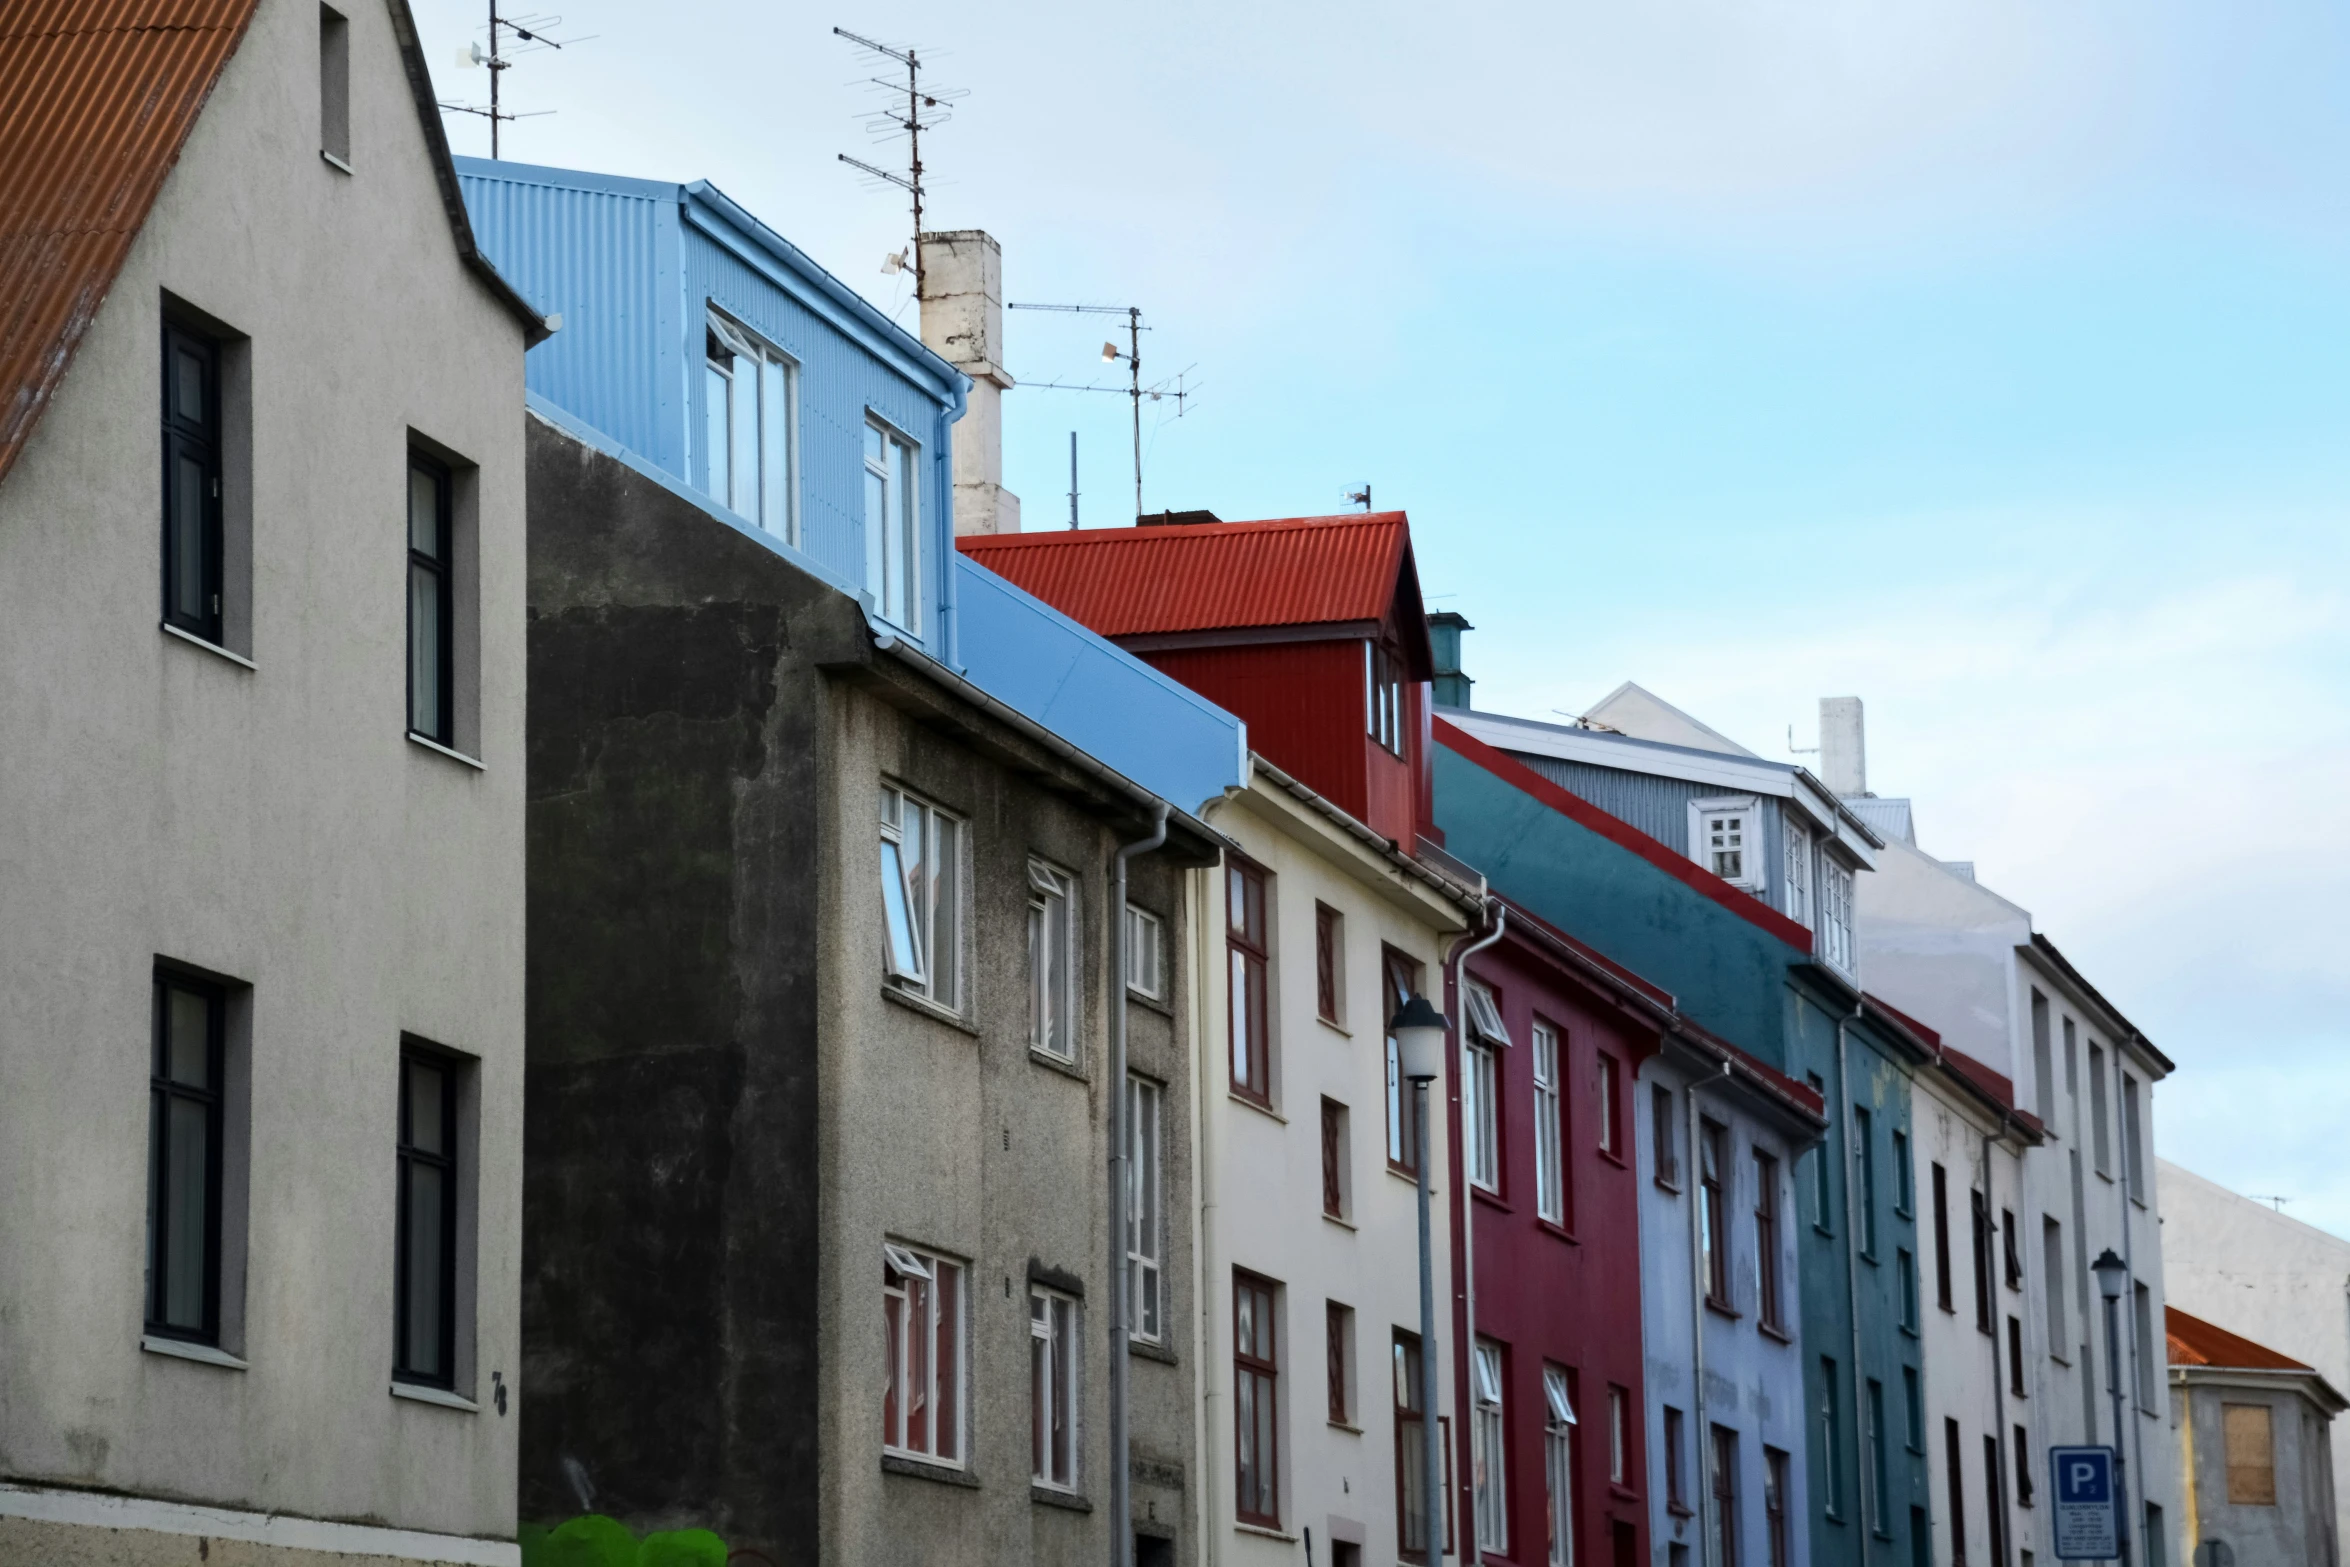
[1532,1022,1564,1223]
[880,784,962,1009]
[882,1242,963,1465]
[1365,641,1404,755]
[863,419,920,631]
[1127,1075,1163,1343]
[1030,1283,1081,1491]
[1465,983,1507,1193]
[1820,857,1855,975]
[703,309,795,537]
[1544,1366,1578,1567]
[1028,858,1078,1060]
[1124,903,1164,1000]
[1474,1340,1510,1554]
[1783,820,1813,928]
[1689,797,1765,893]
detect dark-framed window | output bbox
[1227,858,1271,1105]
[1853,1104,1878,1258]
[148,972,225,1342]
[1945,1418,1968,1567]
[1764,1446,1790,1567]
[406,453,454,743]
[1699,1120,1731,1307]
[1234,1270,1281,1527]
[1931,1163,1954,1311]
[1755,1151,1784,1331]
[395,1046,460,1387]
[1970,1188,1994,1333]
[1322,1097,1348,1219]
[161,324,223,642]
[1315,902,1342,1024]
[1709,1423,1740,1567]
[1395,1328,1453,1562]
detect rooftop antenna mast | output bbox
[833,28,961,301]
[1009,302,1196,521]
[438,1,582,157]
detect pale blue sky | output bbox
[416,0,2350,1230]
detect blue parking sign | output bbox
[2050,1446,2119,1559]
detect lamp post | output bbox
[2093,1247,2134,1567]
[1393,992,1450,1565]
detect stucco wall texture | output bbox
[0,0,530,1548]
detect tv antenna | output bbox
[834,29,963,300]
[1346,484,1373,511]
[2248,1195,2294,1212]
[1067,432,1080,529]
[438,2,586,158]
[1009,302,1197,521]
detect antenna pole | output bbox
[487,0,500,156]
[1128,306,1142,520]
[1069,432,1080,529]
[906,46,924,299]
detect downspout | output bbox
[1834,993,1870,1540]
[2119,1032,2150,1556]
[1984,1114,2012,1567]
[1447,899,1507,1565]
[1692,1056,1734,1567]
[1110,803,1169,1567]
[1192,858,1222,1567]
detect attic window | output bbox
[702,309,796,539]
[1688,797,1765,894]
[1365,642,1404,756]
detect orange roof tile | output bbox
[2168,1305,2313,1373]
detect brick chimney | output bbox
[1819,695,1866,796]
[918,230,1021,534]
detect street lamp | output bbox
[1393,992,1449,1562]
[2093,1247,2134,1567]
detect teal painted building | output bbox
[1430,712,1933,1567]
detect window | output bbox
[1783,820,1813,927]
[1474,1341,1509,1554]
[1820,859,1856,975]
[700,311,796,537]
[148,973,225,1343]
[1027,859,1078,1061]
[2121,1073,2145,1196]
[1866,1379,1888,1532]
[1891,1129,1912,1214]
[1665,1405,1688,1509]
[2133,1283,2157,1409]
[394,1047,461,1388]
[2007,1319,2026,1396]
[1984,1435,2008,1567]
[1327,1301,1356,1425]
[162,323,224,644]
[1031,1284,1081,1491]
[2042,1218,2068,1358]
[1128,1076,1163,1342]
[318,6,349,166]
[2144,1504,2167,1567]
[1853,1105,1878,1259]
[1534,1023,1566,1224]
[879,785,962,1009]
[1944,1420,1967,1567]
[1596,1053,1621,1158]
[1756,1151,1784,1331]
[2002,1208,2023,1290]
[1467,1004,1503,1193]
[1366,641,1404,755]
[1819,1359,1845,1519]
[1971,1189,1994,1333]
[1384,950,1426,1170]
[1807,1074,1832,1229]
[1322,1098,1351,1220]
[1229,859,1271,1105]
[1691,799,1761,889]
[1315,903,1343,1024]
[1608,1385,1631,1487]
[1902,1366,1924,1452]
[2031,990,2055,1120]
[862,419,919,628]
[1896,1248,1917,1332]
[1234,1272,1281,1527]
[1124,904,1164,1000]
[1764,1447,1790,1567]
[1397,1332,1454,1562]
[2224,1403,2276,1504]
[1710,1425,1740,1567]
[2089,1042,2111,1174]
[1653,1083,1681,1190]
[405,452,455,743]
[882,1243,964,1465]
[2013,1424,2034,1506]
[1700,1120,1731,1308]
[1544,1368,1578,1567]
[1931,1163,1953,1312]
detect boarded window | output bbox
[2224,1402,2276,1506]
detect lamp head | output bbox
[2091,1247,2128,1301]
[1391,993,1449,1083]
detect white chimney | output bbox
[917,230,1021,535]
[1819,696,1866,797]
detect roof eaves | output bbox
[1249,753,1485,915]
[2023,933,2172,1075]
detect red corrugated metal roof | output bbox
[0,0,258,485]
[960,511,1417,639]
[2168,1306,2312,1373]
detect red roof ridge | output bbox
[960,510,1408,551]
[2167,1305,2314,1373]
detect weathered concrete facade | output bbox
[0,0,537,1560]
[520,418,1210,1563]
[2168,1308,2345,1567]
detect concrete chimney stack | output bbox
[1819,696,1867,797]
[918,230,1021,534]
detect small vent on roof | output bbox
[1136,509,1221,528]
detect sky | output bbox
[416,0,2350,1233]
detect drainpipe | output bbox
[1691,1056,1733,1567]
[2119,1031,2149,1558]
[1446,899,1506,1565]
[1191,859,1222,1567]
[1834,993,1870,1539]
[1984,1117,2013,1567]
[1109,803,1167,1567]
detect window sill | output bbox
[1759,1321,1795,1345]
[1813,1223,1836,1239]
[1029,1046,1089,1083]
[1126,986,1175,1019]
[141,1334,246,1371]
[391,1381,477,1412]
[1316,1016,1351,1038]
[1323,1211,1357,1232]
[1899,1324,1920,1340]
[1387,1163,1428,1189]
[881,982,980,1037]
[1233,1521,1297,1543]
[1032,1485,1092,1512]
[883,1453,979,1489]
[1129,1336,1179,1366]
[1597,1151,1628,1170]
[1536,1219,1579,1246]
[1655,1177,1683,1196]
[1228,1091,1285,1124]
[407,731,485,770]
[320,149,353,174]
[161,621,255,670]
[1609,1484,1641,1504]
[2050,1352,2072,1368]
[1472,1186,1511,1213]
[1328,1419,1364,1435]
[1667,1503,1695,1520]
[1704,1296,1741,1321]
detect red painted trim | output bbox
[1433,716,1814,953]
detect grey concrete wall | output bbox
[2177,1378,2337,1567]
[0,0,530,1546]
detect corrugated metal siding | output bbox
[0,0,257,484]
[961,512,1408,636]
[1145,639,1371,823]
[1510,751,1795,911]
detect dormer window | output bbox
[1688,797,1765,894]
[1783,821,1814,928]
[702,309,795,537]
[1366,641,1404,756]
[1820,857,1856,976]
